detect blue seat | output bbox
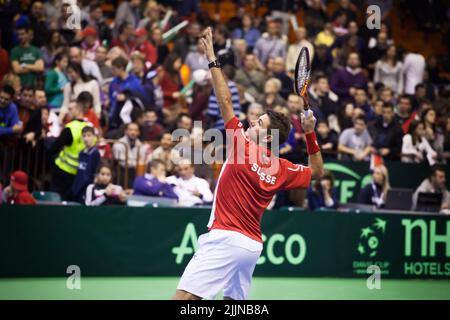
[126,195,178,207]
[32,191,61,202]
[61,201,82,206]
[279,206,306,212]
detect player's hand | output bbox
[300,111,316,134]
[200,27,216,63]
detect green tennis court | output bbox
[1,277,450,300]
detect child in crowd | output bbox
[71,126,101,203]
[85,165,126,206]
[2,171,36,205]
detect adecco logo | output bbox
[324,163,372,203]
[172,223,307,266]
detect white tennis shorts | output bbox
[177,229,262,300]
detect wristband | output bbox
[208,60,222,69]
[305,131,320,155]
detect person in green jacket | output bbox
[44,52,69,110]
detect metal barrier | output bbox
[0,142,49,191]
[105,139,154,189]
[0,138,137,191]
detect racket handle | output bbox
[302,95,310,117]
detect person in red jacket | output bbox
[2,171,37,205]
[134,28,157,65]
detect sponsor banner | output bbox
[0,206,449,279]
[324,161,450,203]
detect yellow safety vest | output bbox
[55,120,88,175]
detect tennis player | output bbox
[173,27,324,300]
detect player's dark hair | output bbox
[266,109,291,145]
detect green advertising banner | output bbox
[323,161,450,203]
[0,206,449,279]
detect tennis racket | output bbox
[294,47,311,113]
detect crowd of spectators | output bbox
[0,0,449,212]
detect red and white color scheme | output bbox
[207,117,312,243]
[177,117,312,300]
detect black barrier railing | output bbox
[0,142,49,191]
[0,139,136,191]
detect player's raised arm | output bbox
[301,112,324,180]
[200,27,235,123]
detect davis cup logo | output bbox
[357,218,387,257]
